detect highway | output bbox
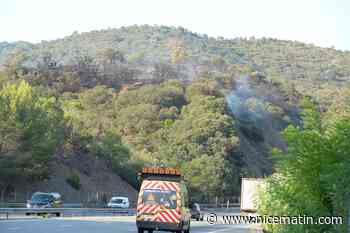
[0,216,262,233]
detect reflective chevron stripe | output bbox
[137,180,182,224]
[140,180,180,191]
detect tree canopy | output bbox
[258,98,350,233]
[0,81,64,183]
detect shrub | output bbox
[66,174,81,190]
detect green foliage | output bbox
[69,78,238,199]
[116,80,185,109]
[63,85,115,147]
[258,101,350,233]
[97,48,125,64]
[169,39,188,64]
[212,56,226,67]
[1,25,349,202]
[0,81,65,181]
[300,97,322,131]
[185,79,222,102]
[148,80,239,200]
[0,71,10,86]
[62,85,141,187]
[152,63,179,81]
[1,25,350,95]
[127,51,146,64]
[182,154,226,200]
[244,97,284,116]
[90,132,130,167]
[4,49,29,78]
[109,78,239,194]
[66,173,81,190]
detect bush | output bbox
[257,99,350,233]
[66,174,81,190]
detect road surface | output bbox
[0,216,262,233]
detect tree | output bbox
[39,52,57,69]
[182,154,226,201]
[185,79,222,102]
[258,99,350,233]
[63,85,116,150]
[62,86,138,187]
[152,63,178,81]
[169,40,188,64]
[90,131,131,179]
[97,48,125,65]
[0,81,65,190]
[4,49,29,79]
[151,82,239,200]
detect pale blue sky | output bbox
[0,0,349,51]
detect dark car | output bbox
[26,192,62,209]
[190,202,204,221]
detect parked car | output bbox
[107,196,129,208]
[190,202,204,221]
[26,192,62,209]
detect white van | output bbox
[136,167,191,233]
[107,196,130,208]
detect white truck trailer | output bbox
[240,178,265,212]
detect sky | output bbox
[0,0,349,51]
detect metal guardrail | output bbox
[198,203,240,209]
[0,202,239,208]
[0,203,84,208]
[62,203,84,208]
[0,203,26,208]
[0,208,136,220]
[0,203,241,220]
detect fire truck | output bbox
[136,167,191,233]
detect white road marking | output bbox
[61,216,135,222]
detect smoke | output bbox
[226,75,266,124]
[226,74,291,147]
[225,74,303,176]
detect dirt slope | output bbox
[8,153,138,206]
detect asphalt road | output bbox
[0,216,262,233]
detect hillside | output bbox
[2,25,350,77]
[0,25,349,203]
[12,152,138,205]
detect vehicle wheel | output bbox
[55,213,60,217]
[147,230,153,233]
[184,223,190,233]
[137,228,144,233]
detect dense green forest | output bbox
[0,26,349,206]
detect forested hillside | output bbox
[0,25,349,203]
